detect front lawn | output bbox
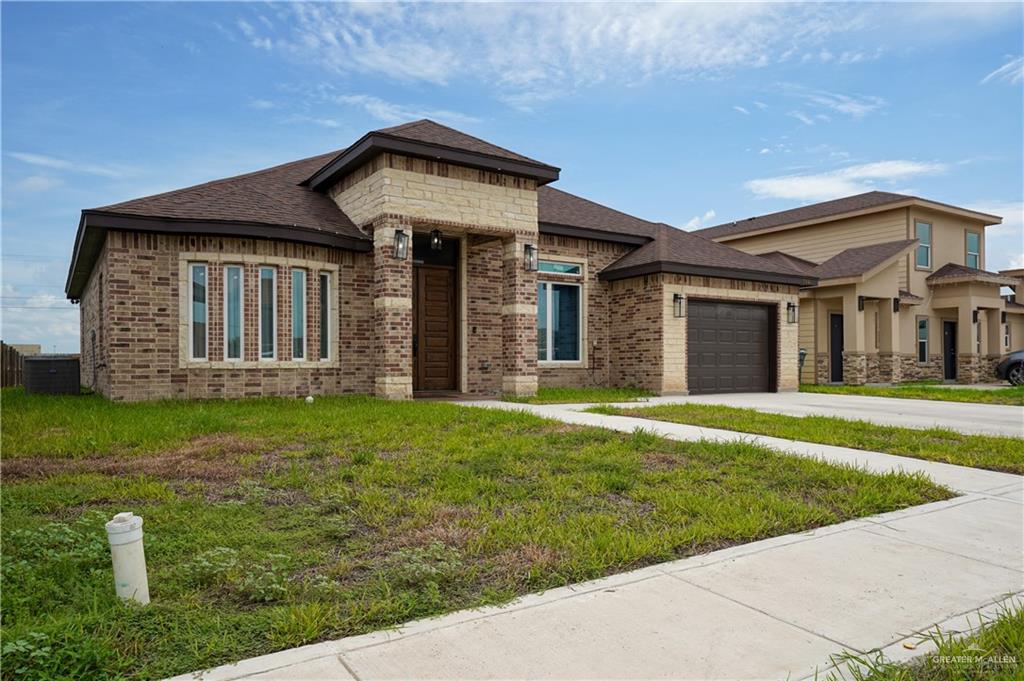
[587,403,1024,474]
[801,383,1024,406]
[504,386,654,404]
[1,389,949,679]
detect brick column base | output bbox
[814,353,831,383]
[842,352,868,385]
[956,354,983,384]
[501,236,538,397]
[877,352,902,383]
[372,222,413,400]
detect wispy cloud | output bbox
[732,105,750,115]
[787,110,816,126]
[333,94,480,126]
[237,18,272,50]
[684,209,717,230]
[980,55,1024,85]
[800,89,886,118]
[284,114,341,129]
[247,98,277,110]
[7,151,134,179]
[12,176,63,193]
[745,160,947,202]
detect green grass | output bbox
[586,403,1024,474]
[0,388,950,680]
[801,383,1024,406]
[827,603,1024,680]
[504,386,654,404]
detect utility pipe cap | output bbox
[105,512,144,545]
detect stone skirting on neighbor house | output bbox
[841,352,868,385]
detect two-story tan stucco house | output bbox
[694,193,1021,385]
[66,120,817,401]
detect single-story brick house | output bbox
[66,120,816,401]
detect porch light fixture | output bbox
[892,297,900,313]
[786,302,798,324]
[524,244,538,271]
[857,295,865,312]
[393,229,409,260]
[430,229,443,251]
[673,293,685,318]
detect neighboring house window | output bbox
[224,265,244,361]
[319,272,331,361]
[537,281,581,362]
[917,318,928,363]
[259,267,276,359]
[538,261,582,276]
[915,221,932,269]
[1006,323,1011,349]
[976,321,982,355]
[965,231,980,269]
[189,263,208,360]
[292,269,306,360]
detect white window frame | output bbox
[292,268,307,361]
[976,320,982,355]
[223,265,244,362]
[965,231,981,269]
[1005,323,1011,349]
[319,272,332,362]
[538,260,582,277]
[538,280,583,364]
[915,221,932,270]
[917,317,929,364]
[258,266,277,361]
[188,263,208,361]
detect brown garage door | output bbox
[687,300,776,395]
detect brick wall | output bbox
[78,241,109,394]
[608,275,665,392]
[464,235,503,395]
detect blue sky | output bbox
[3,2,1022,352]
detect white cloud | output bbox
[0,284,79,352]
[754,101,769,110]
[745,160,948,202]
[7,152,134,179]
[980,55,1024,85]
[759,148,771,155]
[334,94,480,126]
[684,209,717,230]
[237,18,272,50]
[248,98,277,110]
[12,176,63,192]
[285,115,341,128]
[787,110,815,126]
[733,105,750,115]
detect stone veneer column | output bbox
[372,221,413,399]
[877,299,901,383]
[501,235,538,396]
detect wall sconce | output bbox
[972,309,979,324]
[892,297,900,313]
[786,301,798,324]
[524,244,538,272]
[673,293,685,318]
[393,229,409,260]
[857,295,865,311]
[430,229,443,251]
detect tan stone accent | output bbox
[374,297,413,310]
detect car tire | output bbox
[1009,362,1024,386]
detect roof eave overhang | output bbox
[811,241,917,287]
[926,274,1019,288]
[65,211,372,299]
[303,132,561,192]
[539,222,651,246]
[598,260,817,287]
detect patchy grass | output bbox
[503,386,654,404]
[827,602,1024,680]
[801,383,1024,406]
[587,403,1024,475]
[1,388,950,680]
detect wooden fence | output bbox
[1,342,25,387]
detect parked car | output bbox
[995,350,1024,386]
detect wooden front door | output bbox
[413,265,457,392]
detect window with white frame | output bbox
[189,263,208,360]
[537,281,581,362]
[976,321,982,355]
[966,231,980,269]
[319,272,331,361]
[259,267,276,359]
[915,221,932,269]
[917,318,928,363]
[538,260,582,276]
[292,269,306,360]
[1006,323,1011,349]
[224,265,243,360]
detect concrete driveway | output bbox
[570,391,1023,438]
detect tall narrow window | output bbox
[190,263,208,360]
[966,232,980,269]
[259,267,276,359]
[224,265,243,360]
[1005,323,1011,349]
[915,221,932,269]
[976,321,982,355]
[292,269,306,360]
[917,318,928,363]
[319,272,331,361]
[537,281,581,362]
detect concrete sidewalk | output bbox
[168,401,1024,681]
[558,390,1023,437]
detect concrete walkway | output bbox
[556,391,1023,437]
[169,400,1024,681]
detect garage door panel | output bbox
[687,300,775,395]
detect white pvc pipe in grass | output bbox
[105,512,150,605]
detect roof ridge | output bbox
[374,118,545,166]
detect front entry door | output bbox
[943,321,957,380]
[829,314,844,383]
[413,265,457,392]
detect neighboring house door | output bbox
[829,313,844,383]
[413,264,457,393]
[686,300,775,394]
[943,321,957,380]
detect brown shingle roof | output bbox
[537,186,659,239]
[374,120,546,166]
[926,263,1019,287]
[810,239,917,281]
[899,289,924,304]
[755,251,819,275]
[91,150,364,241]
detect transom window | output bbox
[224,265,243,360]
[189,263,208,360]
[537,281,581,362]
[538,260,582,276]
[966,231,980,269]
[917,318,928,363]
[292,269,306,360]
[915,221,932,269]
[259,267,277,360]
